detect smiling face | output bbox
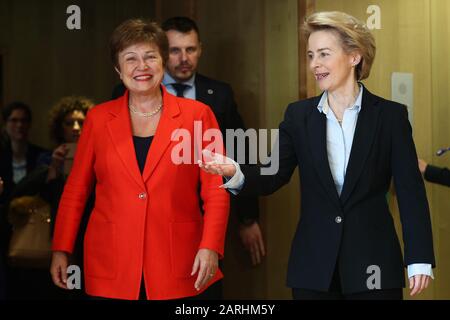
[307,30,361,92]
[165,30,202,82]
[116,42,164,94]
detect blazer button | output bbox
[335,216,342,224]
[138,192,147,200]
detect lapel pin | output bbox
[208,89,214,95]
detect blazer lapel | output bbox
[195,74,215,109]
[142,87,182,183]
[306,97,342,211]
[107,91,144,189]
[339,87,381,204]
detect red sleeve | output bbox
[52,110,96,253]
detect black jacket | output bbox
[237,86,435,294]
[424,165,450,187]
[0,141,47,255]
[0,141,47,205]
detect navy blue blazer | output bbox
[238,86,435,294]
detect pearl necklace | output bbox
[129,103,163,118]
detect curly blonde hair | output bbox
[49,96,94,144]
[303,11,376,81]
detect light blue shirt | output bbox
[221,86,433,280]
[162,72,196,99]
[318,85,362,196]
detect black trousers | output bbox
[292,264,403,300]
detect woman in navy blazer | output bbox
[200,11,435,300]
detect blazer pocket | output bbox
[84,212,117,279]
[170,221,203,278]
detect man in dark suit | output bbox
[112,17,264,272]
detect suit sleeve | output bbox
[391,105,435,266]
[199,106,230,258]
[424,165,450,187]
[239,103,298,197]
[52,110,96,254]
[222,85,260,224]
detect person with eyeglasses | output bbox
[5,96,94,300]
[0,102,47,206]
[0,101,47,299]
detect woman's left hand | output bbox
[191,248,219,291]
[409,274,432,296]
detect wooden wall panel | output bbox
[0,0,156,148]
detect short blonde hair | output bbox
[303,11,376,81]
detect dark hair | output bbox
[161,16,200,39]
[49,96,94,144]
[2,101,32,123]
[110,18,169,69]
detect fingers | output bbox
[251,232,266,265]
[192,250,218,291]
[424,276,430,290]
[241,223,266,266]
[194,260,208,291]
[202,149,227,164]
[50,252,70,290]
[198,161,220,175]
[258,232,266,257]
[420,275,429,291]
[251,241,261,265]
[410,275,421,296]
[51,264,68,290]
[191,255,200,277]
[410,275,425,296]
[250,234,267,266]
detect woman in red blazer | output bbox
[50,19,229,300]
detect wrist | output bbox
[240,218,257,227]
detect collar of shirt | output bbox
[162,71,196,88]
[317,83,363,116]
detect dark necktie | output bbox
[171,83,189,97]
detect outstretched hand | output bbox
[198,149,236,178]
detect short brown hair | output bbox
[303,11,376,81]
[110,19,169,69]
[49,96,94,145]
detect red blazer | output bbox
[52,86,230,300]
